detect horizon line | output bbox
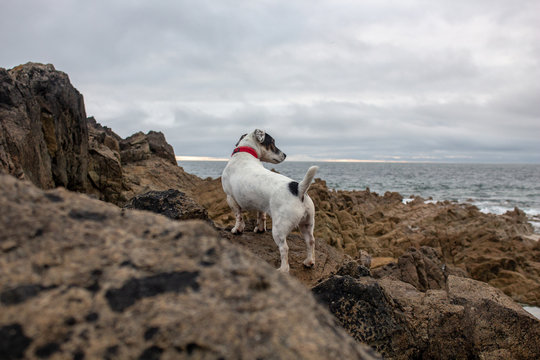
[175,155,421,163]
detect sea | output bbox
[179,161,540,319]
[179,161,540,234]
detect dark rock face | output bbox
[1,63,199,206]
[313,276,415,359]
[0,174,378,360]
[313,247,540,360]
[124,189,208,221]
[0,63,88,192]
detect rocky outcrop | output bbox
[0,63,202,205]
[313,247,540,359]
[124,189,209,221]
[194,176,540,306]
[0,173,378,360]
[0,63,88,192]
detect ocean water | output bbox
[179,161,540,233]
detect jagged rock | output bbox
[146,131,177,165]
[124,189,208,221]
[372,246,449,291]
[120,131,176,166]
[313,247,540,359]
[0,174,378,360]
[86,117,126,203]
[313,276,416,359]
[0,63,88,191]
[193,175,540,306]
[336,261,372,278]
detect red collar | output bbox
[232,146,258,159]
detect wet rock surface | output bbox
[0,174,378,360]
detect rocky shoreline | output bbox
[1,63,540,359]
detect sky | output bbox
[2,0,539,163]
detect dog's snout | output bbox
[283,153,287,159]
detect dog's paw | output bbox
[253,228,266,234]
[231,228,243,235]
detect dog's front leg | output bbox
[227,195,245,234]
[254,212,266,233]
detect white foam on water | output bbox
[523,306,540,320]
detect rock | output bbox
[86,117,126,203]
[313,247,540,359]
[0,174,378,360]
[146,131,177,165]
[0,63,88,192]
[372,246,449,291]
[120,131,176,166]
[124,189,209,221]
[194,175,540,306]
[336,261,372,278]
[313,276,416,359]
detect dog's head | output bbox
[235,129,286,164]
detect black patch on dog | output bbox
[288,181,299,197]
[105,271,200,312]
[0,324,32,359]
[235,133,247,146]
[261,133,282,154]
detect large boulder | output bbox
[0,174,378,360]
[313,247,540,360]
[0,63,88,192]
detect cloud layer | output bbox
[2,0,539,162]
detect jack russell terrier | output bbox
[221,129,319,273]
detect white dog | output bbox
[221,129,318,273]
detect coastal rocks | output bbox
[0,173,378,360]
[313,247,540,359]
[86,117,126,203]
[124,189,209,221]
[190,174,540,306]
[0,63,201,206]
[0,63,88,192]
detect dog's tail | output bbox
[298,166,319,199]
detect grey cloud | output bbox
[2,0,539,163]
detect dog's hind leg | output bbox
[272,226,290,273]
[299,220,316,268]
[300,196,316,268]
[254,212,266,233]
[227,195,245,234]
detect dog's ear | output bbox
[254,129,266,143]
[235,134,247,147]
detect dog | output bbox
[221,129,319,273]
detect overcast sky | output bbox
[2,0,539,163]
